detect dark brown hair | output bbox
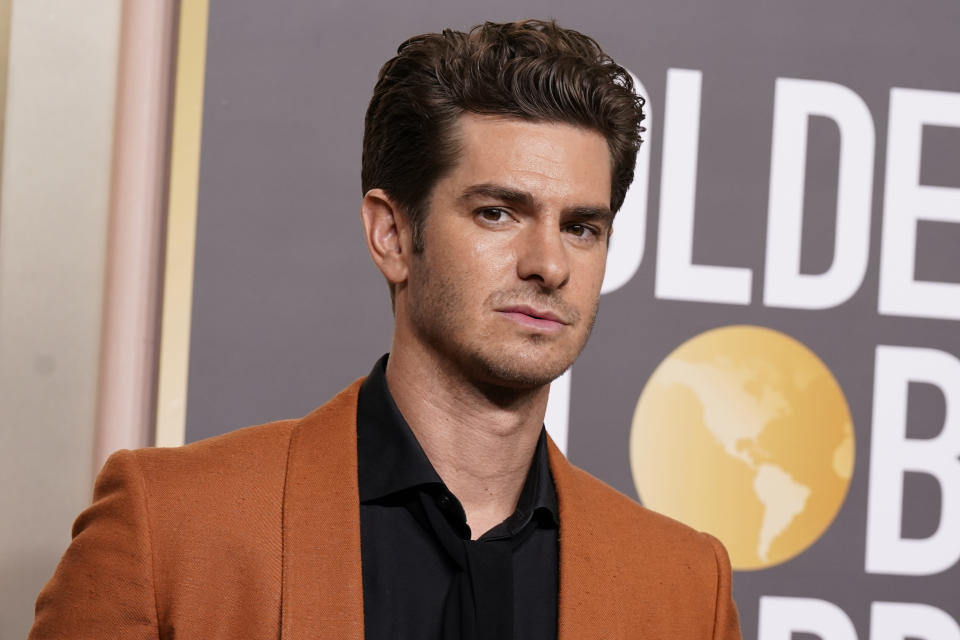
[362,19,646,251]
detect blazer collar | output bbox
[281,379,366,640]
[280,378,618,639]
[548,438,623,640]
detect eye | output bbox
[565,223,599,238]
[477,207,510,223]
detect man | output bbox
[30,20,741,640]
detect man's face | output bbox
[400,113,613,390]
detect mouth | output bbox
[496,305,569,332]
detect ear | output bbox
[361,188,410,286]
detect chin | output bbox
[468,345,577,390]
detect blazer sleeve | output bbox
[705,533,742,640]
[29,450,160,640]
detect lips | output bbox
[500,305,568,324]
[497,305,570,332]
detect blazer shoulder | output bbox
[130,417,298,481]
[102,418,300,550]
[124,377,363,511]
[563,462,723,567]
[32,419,302,640]
[559,462,741,637]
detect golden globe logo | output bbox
[629,325,854,570]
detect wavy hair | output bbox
[362,19,646,251]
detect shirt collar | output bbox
[357,354,443,502]
[356,354,558,528]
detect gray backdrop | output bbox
[185,0,960,637]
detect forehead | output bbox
[440,113,612,206]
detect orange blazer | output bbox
[30,380,741,639]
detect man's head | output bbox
[361,19,645,252]
[361,20,645,390]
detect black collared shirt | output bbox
[357,355,559,640]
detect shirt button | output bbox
[438,494,452,509]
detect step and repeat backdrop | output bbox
[183,0,959,637]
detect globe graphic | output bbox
[629,325,855,570]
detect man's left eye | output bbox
[566,224,597,238]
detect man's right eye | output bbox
[477,207,509,222]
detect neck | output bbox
[385,341,549,540]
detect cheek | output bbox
[463,235,517,280]
[571,252,608,297]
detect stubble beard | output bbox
[407,258,599,391]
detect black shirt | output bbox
[357,355,560,640]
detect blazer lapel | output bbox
[549,438,623,640]
[278,381,622,639]
[281,379,365,640]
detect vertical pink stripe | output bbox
[94,0,177,472]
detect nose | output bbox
[515,221,570,290]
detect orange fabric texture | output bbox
[30,380,741,639]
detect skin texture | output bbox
[361,113,612,538]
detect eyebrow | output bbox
[457,183,615,224]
